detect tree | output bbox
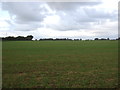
[107,38,109,40]
[26,35,33,40]
[16,36,25,41]
[80,39,82,41]
[94,38,99,40]
[118,37,120,40]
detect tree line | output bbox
[1,35,120,41]
[36,37,120,41]
[94,37,120,40]
[1,35,33,41]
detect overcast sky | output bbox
[0,0,118,40]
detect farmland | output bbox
[2,40,118,88]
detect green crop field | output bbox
[2,40,118,88]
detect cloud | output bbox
[2,2,48,22]
[42,2,117,31]
[1,2,51,31]
[47,2,102,11]
[0,1,118,39]
[1,2,103,31]
[84,7,117,20]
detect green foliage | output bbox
[2,41,118,88]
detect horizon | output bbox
[1,35,119,40]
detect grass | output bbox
[2,40,118,88]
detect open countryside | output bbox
[1,1,119,88]
[2,40,118,88]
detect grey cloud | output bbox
[2,2,49,23]
[44,2,117,31]
[1,2,50,31]
[6,19,43,31]
[44,5,99,31]
[84,8,117,20]
[47,2,102,11]
[1,2,117,33]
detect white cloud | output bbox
[0,1,118,39]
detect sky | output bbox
[0,0,119,40]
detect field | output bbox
[2,40,118,88]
